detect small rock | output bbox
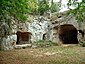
[32,45,37,48]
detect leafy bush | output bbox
[79,41,85,47]
[32,40,58,47]
[38,0,49,15]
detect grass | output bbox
[0,45,85,64]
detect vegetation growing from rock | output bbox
[33,40,58,48]
[67,0,85,23]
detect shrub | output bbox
[32,40,58,47]
[79,41,85,47]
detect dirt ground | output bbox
[0,45,85,64]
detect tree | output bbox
[0,0,30,24]
[0,0,32,37]
[28,0,38,15]
[50,0,60,13]
[38,0,50,15]
[67,0,85,23]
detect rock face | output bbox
[0,22,17,50]
[51,12,85,44]
[0,13,85,50]
[0,16,52,50]
[1,35,17,50]
[27,16,52,42]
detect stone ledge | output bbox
[14,44,32,49]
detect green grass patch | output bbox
[79,41,85,47]
[32,40,58,47]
